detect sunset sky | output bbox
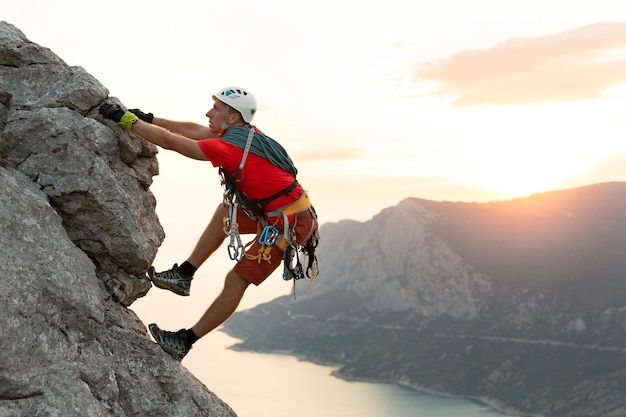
[6,1,626,224]
[5,1,626,308]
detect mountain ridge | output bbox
[413,182,626,310]
[224,182,626,417]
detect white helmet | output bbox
[213,86,257,123]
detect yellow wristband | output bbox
[119,111,139,129]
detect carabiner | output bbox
[227,230,244,261]
[228,244,242,261]
[258,225,280,246]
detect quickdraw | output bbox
[224,196,245,262]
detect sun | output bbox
[468,157,563,199]
[460,133,593,200]
[436,101,615,200]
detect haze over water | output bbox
[185,330,513,417]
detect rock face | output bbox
[0,21,236,416]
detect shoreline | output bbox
[333,373,542,417]
[222,333,543,417]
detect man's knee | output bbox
[225,269,251,292]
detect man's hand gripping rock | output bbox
[99,103,139,129]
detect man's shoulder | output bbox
[200,137,237,147]
[198,138,243,159]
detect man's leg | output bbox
[191,269,251,338]
[149,204,229,296]
[187,203,229,268]
[148,269,251,361]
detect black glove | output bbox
[99,103,125,123]
[128,108,154,123]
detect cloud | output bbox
[416,22,626,106]
[293,147,363,162]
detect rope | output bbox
[244,243,273,264]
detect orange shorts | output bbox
[233,206,318,285]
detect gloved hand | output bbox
[99,103,125,122]
[99,103,138,129]
[128,108,154,123]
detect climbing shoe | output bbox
[148,263,192,296]
[149,323,192,361]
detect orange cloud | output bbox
[416,22,626,106]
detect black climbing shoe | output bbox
[148,264,192,296]
[149,323,191,361]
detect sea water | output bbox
[185,331,512,417]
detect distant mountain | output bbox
[418,183,626,311]
[224,183,626,417]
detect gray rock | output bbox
[0,21,237,417]
[0,21,163,306]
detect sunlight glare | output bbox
[601,84,626,98]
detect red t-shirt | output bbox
[197,138,303,212]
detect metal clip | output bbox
[258,225,280,246]
[225,200,244,262]
[227,223,244,261]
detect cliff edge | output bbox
[0,21,236,417]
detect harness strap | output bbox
[265,192,312,219]
[247,180,299,212]
[230,127,255,183]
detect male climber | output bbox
[100,86,318,361]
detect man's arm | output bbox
[132,120,209,161]
[152,117,213,140]
[99,103,210,160]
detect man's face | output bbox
[206,100,228,134]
